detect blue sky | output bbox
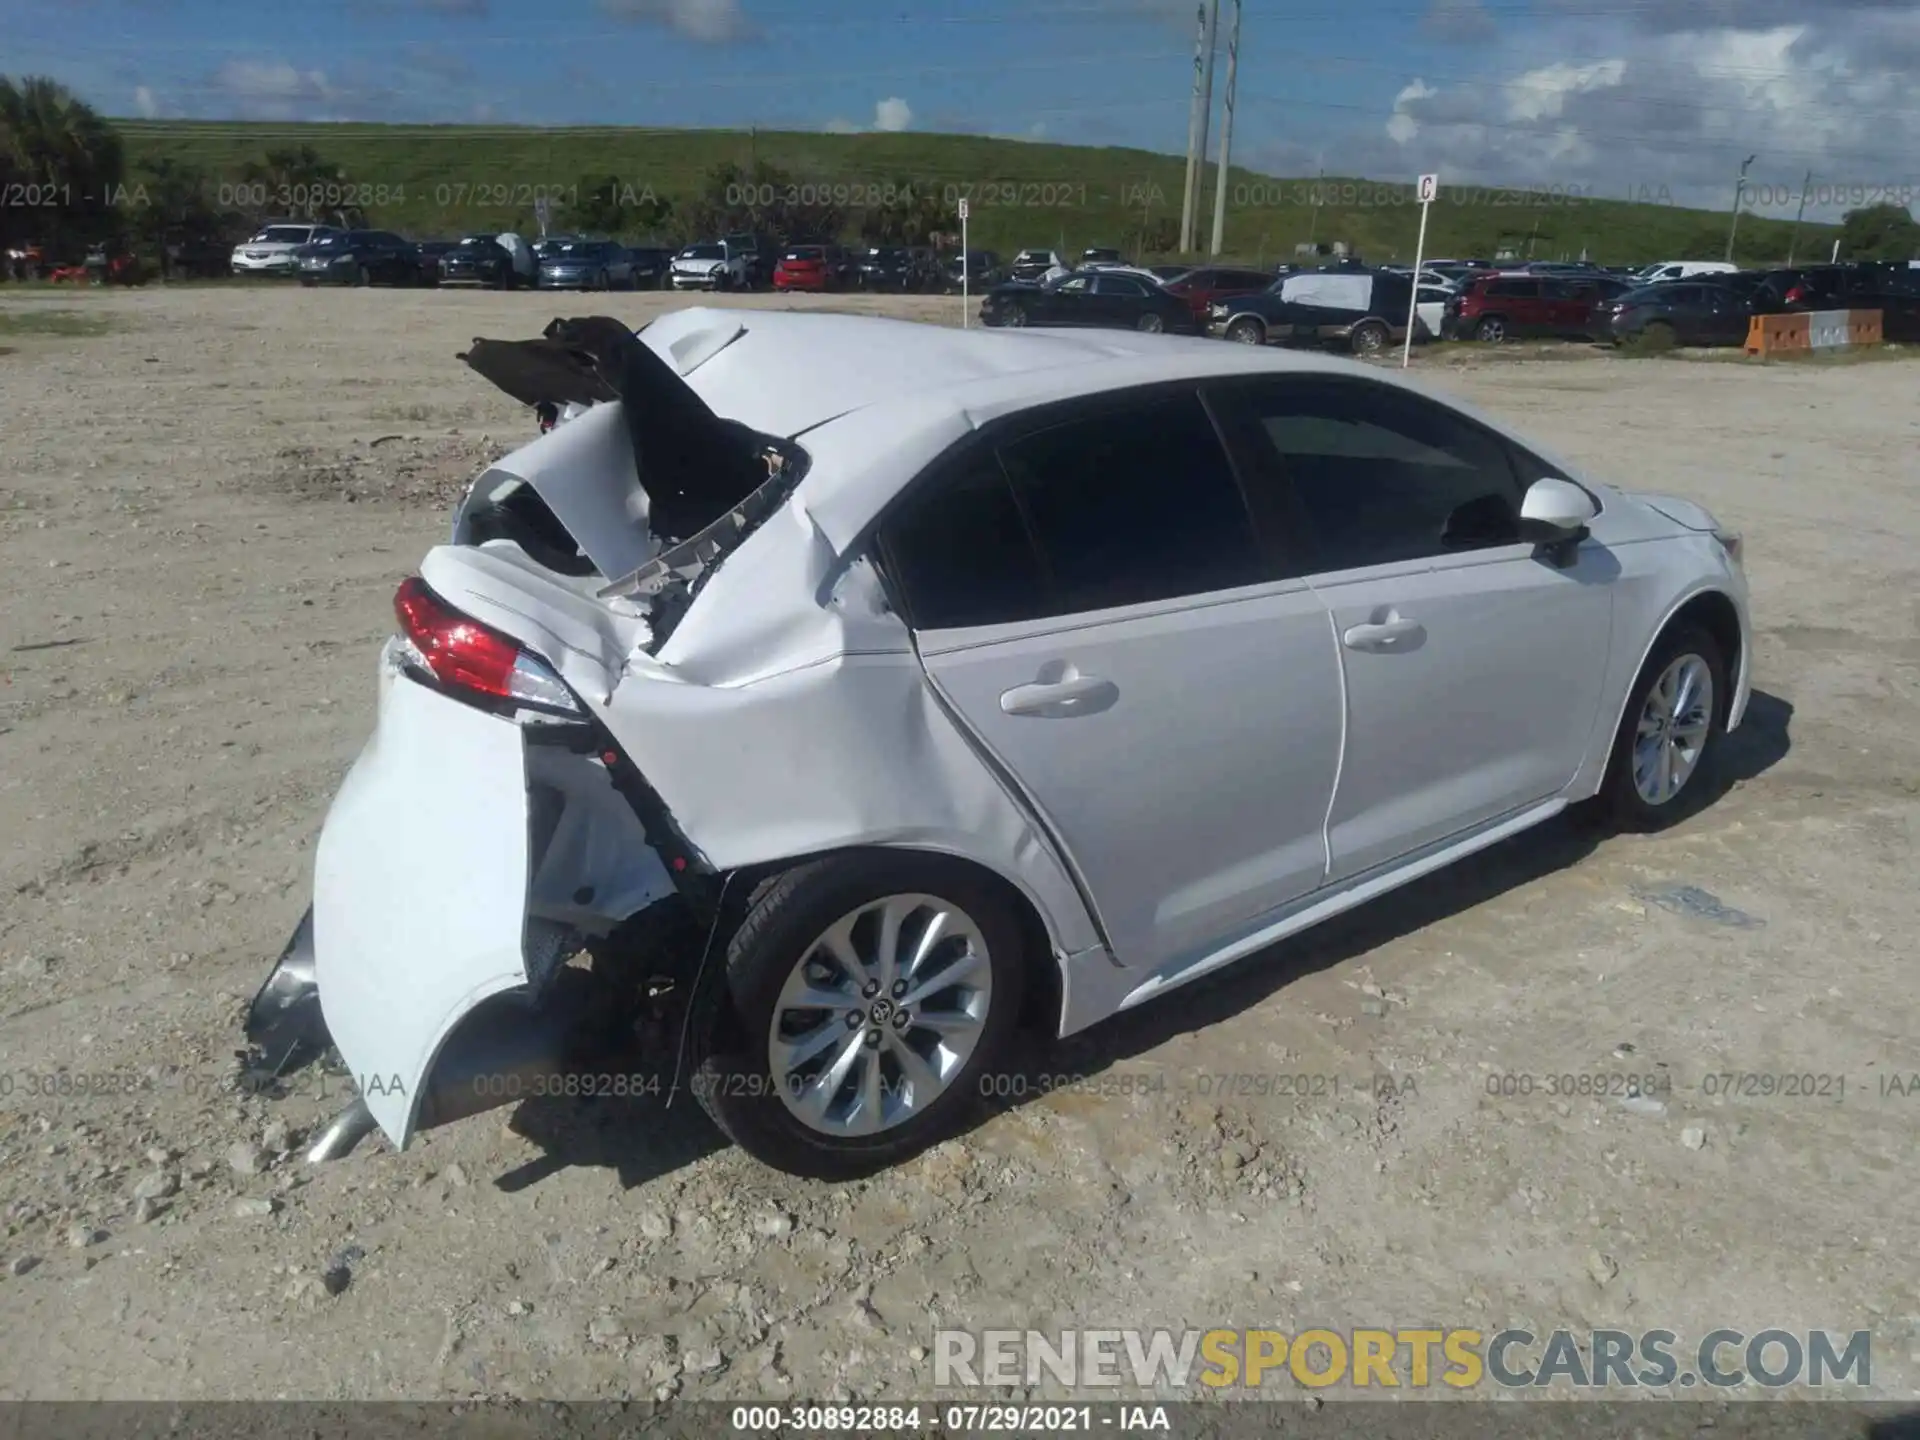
[8,0,1920,215]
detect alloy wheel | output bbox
[767,894,994,1138]
[1632,653,1715,805]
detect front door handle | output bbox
[1342,617,1425,651]
[1000,674,1117,717]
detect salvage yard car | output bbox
[1214,269,1421,355]
[670,241,749,291]
[438,233,536,289]
[295,230,422,287]
[244,310,1752,1180]
[980,268,1195,333]
[232,222,340,277]
[536,238,634,291]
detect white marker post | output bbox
[534,194,551,240]
[1402,172,1438,368]
[958,197,971,328]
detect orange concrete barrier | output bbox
[1746,308,1884,356]
[1745,312,1810,355]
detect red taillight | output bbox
[394,576,525,701]
[394,578,583,714]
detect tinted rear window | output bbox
[881,454,1047,630]
[997,392,1265,615]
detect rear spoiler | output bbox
[457,316,769,541]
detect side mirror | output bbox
[1518,477,1597,562]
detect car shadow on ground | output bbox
[987,686,1796,1121]
[496,688,1792,1190]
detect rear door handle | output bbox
[1000,674,1117,716]
[1342,617,1425,651]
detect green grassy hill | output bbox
[117,120,1835,267]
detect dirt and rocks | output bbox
[0,285,1916,1410]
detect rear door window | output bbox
[879,453,1048,631]
[995,391,1266,615]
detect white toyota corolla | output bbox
[244,309,1751,1179]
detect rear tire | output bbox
[1597,624,1728,831]
[1135,311,1166,334]
[690,853,1026,1180]
[1474,315,1507,343]
[1349,319,1388,355]
[1638,319,1678,352]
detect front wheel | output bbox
[1135,311,1166,334]
[1597,624,1728,831]
[1002,305,1027,327]
[690,854,1026,1179]
[1225,316,1266,345]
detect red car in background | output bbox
[1444,272,1629,342]
[773,245,840,292]
[1158,264,1277,323]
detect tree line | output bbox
[0,74,968,269]
[6,72,1919,270]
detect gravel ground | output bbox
[0,284,1916,1411]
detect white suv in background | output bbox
[231,223,340,277]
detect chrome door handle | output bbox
[999,675,1116,716]
[1342,617,1425,651]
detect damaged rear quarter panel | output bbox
[596,488,1102,962]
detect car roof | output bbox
[635,308,1492,550]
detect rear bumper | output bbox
[257,646,677,1154]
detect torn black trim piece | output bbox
[457,315,770,542]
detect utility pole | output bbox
[1306,159,1324,252]
[1192,0,1218,253]
[1724,153,1756,263]
[1178,2,1210,254]
[1207,0,1240,257]
[1786,167,1813,265]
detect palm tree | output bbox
[0,75,125,259]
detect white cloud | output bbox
[1386,79,1436,143]
[133,85,158,118]
[822,98,914,134]
[596,0,751,42]
[1367,9,1920,216]
[1504,58,1627,121]
[210,60,345,119]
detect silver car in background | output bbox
[231,222,340,277]
[535,238,635,291]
